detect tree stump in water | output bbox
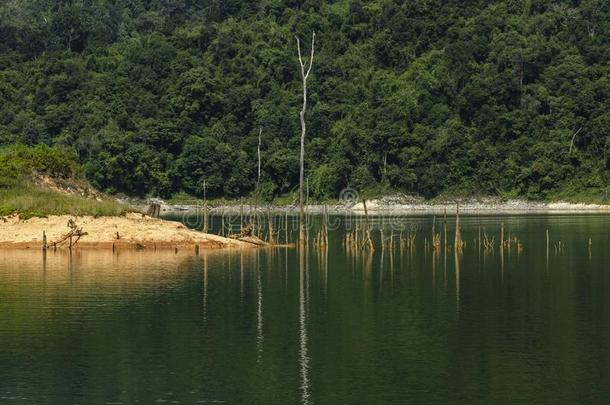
[147,203,161,218]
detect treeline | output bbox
[0,0,609,201]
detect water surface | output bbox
[1,214,609,404]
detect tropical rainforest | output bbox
[0,0,609,201]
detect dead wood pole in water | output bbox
[42,231,47,251]
[517,240,524,255]
[285,211,289,244]
[315,209,329,248]
[443,209,448,253]
[323,204,329,246]
[588,237,592,258]
[500,221,505,269]
[482,231,495,251]
[267,208,275,244]
[305,209,310,245]
[323,204,328,246]
[431,216,441,253]
[432,216,435,252]
[546,229,549,262]
[500,222,504,250]
[454,202,462,254]
[202,205,209,234]
[500,221,505,264]
[220,208,226,236]
[278,211,282,243]
[248,200,254,234]
[362,198,374,250]
[295,31,315,245]
[240,198,244,233]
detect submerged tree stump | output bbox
[147,203,161,218]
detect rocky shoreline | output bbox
[138,196,610,216]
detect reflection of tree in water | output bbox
[256,249,263,364]
[299,246,311,405]
[454,249,460,315]
[203,251,208,326]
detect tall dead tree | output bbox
[253,127,263,234]
[257,127,262,189]
[296,31,315,245]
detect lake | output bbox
[1,214,609,404]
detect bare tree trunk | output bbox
[257,127,262,189]
[569,127,582,154]
[202,179,208,233]
[296,32,316,245]
[255,127,262,215]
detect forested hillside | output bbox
[0,0,609,201]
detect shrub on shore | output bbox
[0,145,129,218]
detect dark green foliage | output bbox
[0,0,609,200]
[0,144,80,179]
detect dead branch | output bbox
[51,218,88,249]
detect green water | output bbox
[1,214,610,404]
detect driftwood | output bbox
[51,218,88,249]
[227,221,271,246]
[236,222,255,237]
[236,235,269,246]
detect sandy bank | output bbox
[0,213,253,250]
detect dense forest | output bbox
[0,0,609,201]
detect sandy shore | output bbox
[0,213,254,250]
